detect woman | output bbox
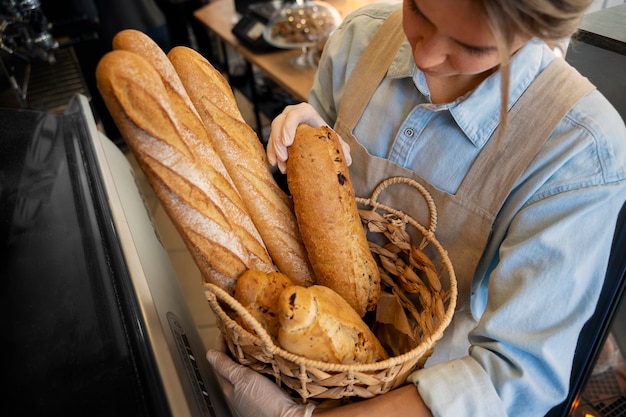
[206,0,626,415]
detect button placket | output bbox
[388,107,433,165]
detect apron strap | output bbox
[336,7,595,216]
[336,7,404,128]
[458,58,595,212]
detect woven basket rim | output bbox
[206,281,453,372]
[205,175,458,374]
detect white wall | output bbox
[587,0,625,13]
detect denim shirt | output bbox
[309,3,626,416]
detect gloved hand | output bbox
[206,349,316,417]
[267,102,352,174]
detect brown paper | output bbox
[373,291,418,357]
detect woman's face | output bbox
[402,0,523,80]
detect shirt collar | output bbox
[387,39,551,147]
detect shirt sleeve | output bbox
[409,357,507,416]
[410,177,626,416]
[310,4,626,416]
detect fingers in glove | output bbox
[214,331,228,353]
[206,350,247,383]
[206,350,317,417]
[268,103,327,173]
[339,135,352,166]
[267,111,288,169]
[205,350,238,404]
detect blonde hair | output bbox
[474,0,592,135]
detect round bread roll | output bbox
[277,285,388,364]
[234,269,295,339]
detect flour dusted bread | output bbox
[286,125,380,316]
[112,29,194,108]
[95,49,274,294]
[168,46,315,287]
[234,270,294,339]
[278,285,388,364]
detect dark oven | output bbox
[1,94,234,417]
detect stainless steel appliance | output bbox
[1,94,234,417]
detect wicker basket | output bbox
[204,176,457,403]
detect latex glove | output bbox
[206,349,316,417]
[214,331,228,353]
[267,102,351,174]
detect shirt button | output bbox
[404,128,414,137]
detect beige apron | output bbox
[332,9,595,363]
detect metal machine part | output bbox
[0,0,59,107]
[0,0,58,62]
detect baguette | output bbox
[96,49,274,294]
[277,285,388,364]
[168,46,315,287]
[112,29,197,115]
[286,125,380,316]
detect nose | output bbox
[413,35,447,69]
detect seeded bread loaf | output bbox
[286,124,381,316]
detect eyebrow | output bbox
[412,0,498,53]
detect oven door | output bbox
[1,95,234,417]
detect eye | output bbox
[464,45,492,57]
[407,0,427,20]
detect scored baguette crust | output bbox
[287,125,381,317]
[277,285,388,364]
[96,49,274,294]
[168,46,315,287]
[111,30,205,159]
[112,29,197,114]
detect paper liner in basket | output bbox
[204,176,457,402]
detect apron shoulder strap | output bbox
[336,7,404,128]
[336,7,595,215]
[458,58,596,212]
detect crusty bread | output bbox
[168,46,315,287]
[286,125,380,316]
[112,29,197,114]
[234,269,294,339]
[95,49,274,294]
[277,285,388,364]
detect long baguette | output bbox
[96,49,274,294]
[286,124,381,317]
[168,46,315,287]
[112,29,197,114]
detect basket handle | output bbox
[357,176,438,235]
[204,283,279,352]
